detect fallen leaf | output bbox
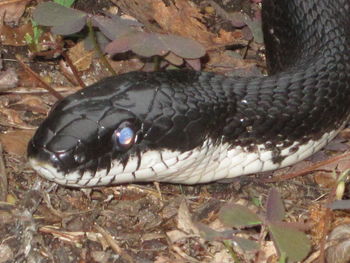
[117,0,242,49]
[166,229,188,243]
[0,68,18,90]
[266,188,285,222]
[0,23,33,46]
[326,224,350,263]
[106,32,205,59]
[0,0,30,24]
[314,172,337,188]
[0,129,34,156]
[67,41,94,71]
[11,95,49,114]
[177,199,199,235]
[108,58,143,75]
[257,241,277,263]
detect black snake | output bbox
[28,0,350,187]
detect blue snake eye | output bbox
[113,122,136,149]
[118,127,134,145]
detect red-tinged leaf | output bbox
[269,222,311,262]
[162,34,205,59]
[51,17,86,35]
[92,15,137,40]
[131,33,169,57]
[245,17,263,43]
[33,2,87,35]
[324,139,350,152]
[84,31,110,51]
[229,12,247,28]
[106,32,205,60]
[218,204,262,228]
[266,188,285,222]
[105,33,135,54]
[106,32,168,57]
[328,200,350,210]
[186,58,201,71]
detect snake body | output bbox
[28,0,350,187]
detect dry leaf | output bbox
[326,224,350,263]
[117,0,242,49]
[210,250,233,263]
[11,95,49,114]
[166,229,188,243]
[0,0,30,24]
[0,129,34,156]
[177,199,199,235]
[0,68,18,90]
[314,172,337,188]
[67,41,94,71]
[108,57,144,75]
[0,23,33,46]
[205,50,257,74]
[256,241,278,263]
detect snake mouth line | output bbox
[28,130,338,187]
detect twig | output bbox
[318,187,336,263]
[61,52,86,88]
[0,144,7,201]
[16,54,63,100]
[94,224,135,263]
[262,152,350,183]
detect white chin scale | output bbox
[29,129,337,187]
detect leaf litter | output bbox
[0,0,350,262]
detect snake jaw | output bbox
[28,128,338,187]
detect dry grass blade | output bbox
[0,144,7,201]
[263,152,350,182]
[16,54,63,100]
[94,224,135,263]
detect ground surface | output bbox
[0,0,350,262]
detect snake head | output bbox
[28,71,218,187]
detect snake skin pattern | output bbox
[28,0,350,187]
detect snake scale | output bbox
[28,0,350,187]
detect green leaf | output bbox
[232,236,259,251]
[269,222,311,262]
[33,2,87,35]
[54,0,76,8]
[266,188,285,222]
[196,222,235,241]
[218,204,262,228]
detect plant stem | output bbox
[87,19,116,75]
[223,240,242,263]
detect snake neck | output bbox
[194,0,350,153]
[262,0,350,73]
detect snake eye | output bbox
[113,121,136,150]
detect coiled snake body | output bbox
[28,0,350,187]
